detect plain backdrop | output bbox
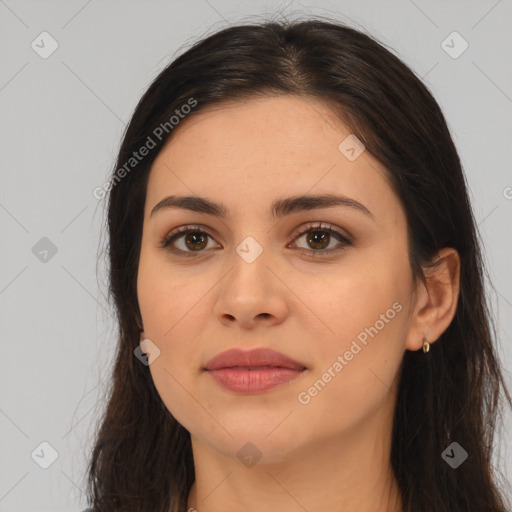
[0,1,511,510]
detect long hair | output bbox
[86,17,512,512]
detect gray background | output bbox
[0,0,511,510]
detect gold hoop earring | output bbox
[422,337,430,353]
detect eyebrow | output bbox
[150,193,374,219]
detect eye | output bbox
[159,224,219,258]
[159,222,352,258]
[288,222,352,257]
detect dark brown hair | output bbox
[86,16,512,512]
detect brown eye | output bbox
[305,230,330,250]
[160,225,219,257]
[291,222,353,257]
[182,231,208,251]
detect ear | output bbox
[405,247,460,351]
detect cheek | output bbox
[138,260,203,372]
[309,257,408,355]
[137,244,196,338]
[137,248,210,424]
[293,306,406,442]
[297,252,409,419]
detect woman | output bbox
[85,17,511,512]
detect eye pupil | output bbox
[307,231,329,250]
[185,232,208,251]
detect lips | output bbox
[204,347,306,371]
[203,348,307,393]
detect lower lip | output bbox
[206,367,305,393]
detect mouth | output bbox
[203,348,307,393]
[228,365,285,370]
[206,366,306,393]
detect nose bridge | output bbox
[226,211,274,270]
[213,228,287,327]
[228,231,273,291]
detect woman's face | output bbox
[137,95,418,463]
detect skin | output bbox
[136,95,460,512]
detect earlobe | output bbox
[405,247,461,351]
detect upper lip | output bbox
[204,348,306,371]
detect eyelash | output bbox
[159,222,353,259]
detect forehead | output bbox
[159,95,351,162]
[146,95,402,225]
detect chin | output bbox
[190,415,310,464]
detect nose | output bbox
[213,245,288,330]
